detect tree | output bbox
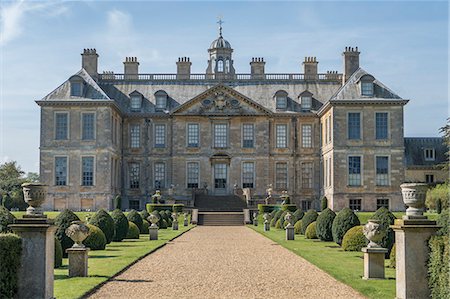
[0,161,37,210]
[439,118,449,172]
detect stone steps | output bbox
[198,212,244,226]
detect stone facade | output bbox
[36,29,411,211]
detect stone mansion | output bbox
[37,27,412,212]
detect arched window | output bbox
[359,74,375,96]
[274,90,288,110]
[155,90,168,111]
[225,59,230,73]
[217,59,224,72]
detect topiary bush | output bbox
[294,220,302,234]
[0,233,22,299]
[283,220,290,229]
[140,209,150,222]
[160,219,168,229]
[89,209,115,244]
[127,210,144,233]
[342,226,368,251]
[270,218,277,227]
[332,208,360,246]
[371,207,396,257]
[275,219,282,229]
[389,244,396,268]
[141,220,150,234]
[125,222,140,239]
[0,205,15,233]
[54,209,80,257]
[305,221,318,239]
[316,208,336,241]
[270,209,278,218]
[321,196,328,211]
[173,204,184,213]
[54,237,62,268]
[83,224,107,250]
[301,209,318,235]
[293,209,304,222]
[428,235,449,299]
[436,209,449,236]
[111,209,129,242]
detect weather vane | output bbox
[217,15,224,37]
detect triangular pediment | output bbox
[171,84,272,116]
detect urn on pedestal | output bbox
[400,183,428,219]
[21,183,48,217]
[65,221,90,248]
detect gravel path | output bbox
[88,226,365,299]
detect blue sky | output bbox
[0,0,448,173]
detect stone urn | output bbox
[21,183,48,217]
[363,219,386,248]
[400,183,429,218]
[172,212,178,222]
[263,213,271,223]
[148,214,160,227]
[65,221,90,248]
[284,212,293,227]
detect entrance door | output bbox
[214,163,227,194]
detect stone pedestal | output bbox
[391,219,440,299]
[286,224,294,240]
[191,209,198,224]
[362,247,388,279]
[253,218,258,226]
[66,247,90,277]
[183,218,188,226]
[264,221,270,231]
[149,226,158,240]
[9,217,56,299]
[243,209,251,224]
[172,221,179,230]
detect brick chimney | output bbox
[123,57,139,79]
[303,57,318,80]
[176,57,192,79]
[250,57,265,79]
[343,46,360,83]
[81,48,98,79]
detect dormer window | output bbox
[130,94,142,112]
[69,75,84,97]
[301,96,312,111]
[360,74,375,97]
[155,90,168,111]
[424,148,435,161]
[275,90,288,110]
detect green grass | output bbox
[11,211,94,220]
[249,224,396,299]
[356,211,438,224]
[54,224,194,299]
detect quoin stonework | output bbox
[37,25,419,212]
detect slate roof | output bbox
[404,137,447,168]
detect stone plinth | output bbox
[362,247,388,279]
[66,247,90,277]
[391,219,440,299]
[191,209,198,224]
[264,221,270,231]
[149,226,158,240]
[172,221,179,230]
[183,219,188,226]
[243,209,251,224]
[9,217,56,299]
[286,224,294,240]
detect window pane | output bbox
[129,163,140,189]
[71,82,82,96]
[154,163,165,189]
[187,124,199,147]
[376,198,389,210]
[348,156,361,186]
[129,200,140,210]
[187,162,199,188]
[55,157,67,186]
[376,156,389,186]
[302,162,313,189]
[376,113,388,139]
[276,124,287,148]
[276,96,287,109]
[361,82,374,96]
[156,96,167,110]
[349,199,362,211]
[155,124,166,148]
[214,124,227,148]
[302,125,312,148]
[424,149,435,161]
[242,124,254,148]
[275,163,288,189]
[82,113,95,140]
[130,124,140,148]
[82,157,94,186]
[348,113,361,140]
[242,162,254,188]
[55,113,68,140]
[217,60,224,72]
[131,96,141,111]
[301,96,312,110]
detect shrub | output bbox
[0,233,22,299]
[389,244,396,268]
[0,205,15,233]
[173,204,184,213]
[139,209,150,222]
[164,210,173,226]
[113,195,121,210]
[127,210,144,233]
[270,209,278,218]
[321,196,328,211]
[281,204,297,212]
[316,208,336,241]
[83,224,107,250]
[342,226,368,251]
[293,209,304,222]
[54,237,62,268]
[294,220,303,234]
[332,208,360,246]
[160,219,168,229]
[89,209,115,244]
[437,209,449,236]
[141,220,150,234]
[301,209,318,235]
[146,204,173,213]
[273,210,284,223]
[258,204,280,214]
[125,222,140,239]
[54,209,80,256]
[428,235,449,299]
[305,221,318,239]
[275,219,282,229]
[270,218,277,227]
[283,220,290,229]
[371,207,396,257]
[426,183,449,211]
[111,209,129,242]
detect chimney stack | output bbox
[342,46,360,83]
[176,57,192,79]
[250,57,265,79]
[303,57,318,80]
[123,57,139,79]
[81,48,98,79]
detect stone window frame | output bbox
[275,124,288,148]
[69,75,84,97]
[375,155,390,186]
[154,123,166,148]
[241,161,255,189]
[130,123,141,148]
[54,111,69,140]
[54,156,68,186]
[186,123,200,148]
[349,198,362,211]
[81,155,95,186]
[129,200,140,210]
[301,161,313,189]
[129,162,140,189]
[301,124,313,148]
[275,162,288,190]
[242,123,255,148]
[376,198,389,210]
[154,162,166,189]
[213,123,228,148]
[217,58,224,72]
[375,112,389,140]
[81,112,96,141]
[424,148,435,161]
[186,161,200,189]
[359,74,375,97]
[155,90,168,111]
[299,90,313,112]
[425,174,434,184]
[347,111,362,140]
[274,90,288,110]
[129,91,143,112]
[348,155,363,187]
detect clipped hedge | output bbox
[342,226,368,251]
[332,208,360,246]
[173,204,184,213]
[293,209,305,222]
[83,224,107,250]
[141,220,149,234]
[321,196,328,211]
[275,219,282,229]
[127,210,144,233]
[111,209,129,242]
[294,220,302,234]
[389,244,396,268]
[146,204,173,213]
[305,221,318,239]
[89,209,115,244]
[270,218,277,227]
[0,205,15,233]
[258,204,280,214]
[371,207,396,257]
[316,208,336,241]
[281,204,297,212]
[273,210,284,223]
[125,222,140,239]
[436,209,449,236]
[54,237,62,268]
[0,233,22,299]
[301,209,318,235]
[428,235,449,299]
[140,209,150,222]
[161,219,168,229]
[54,209,80,257]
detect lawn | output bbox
[54,224,193,299]
[356,211,438,224]
[249,224,396,299]
[11,211,94,220]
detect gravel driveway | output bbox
[88,226,365,299]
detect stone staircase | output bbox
[194,194,247,226]
[198,212,244,226]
